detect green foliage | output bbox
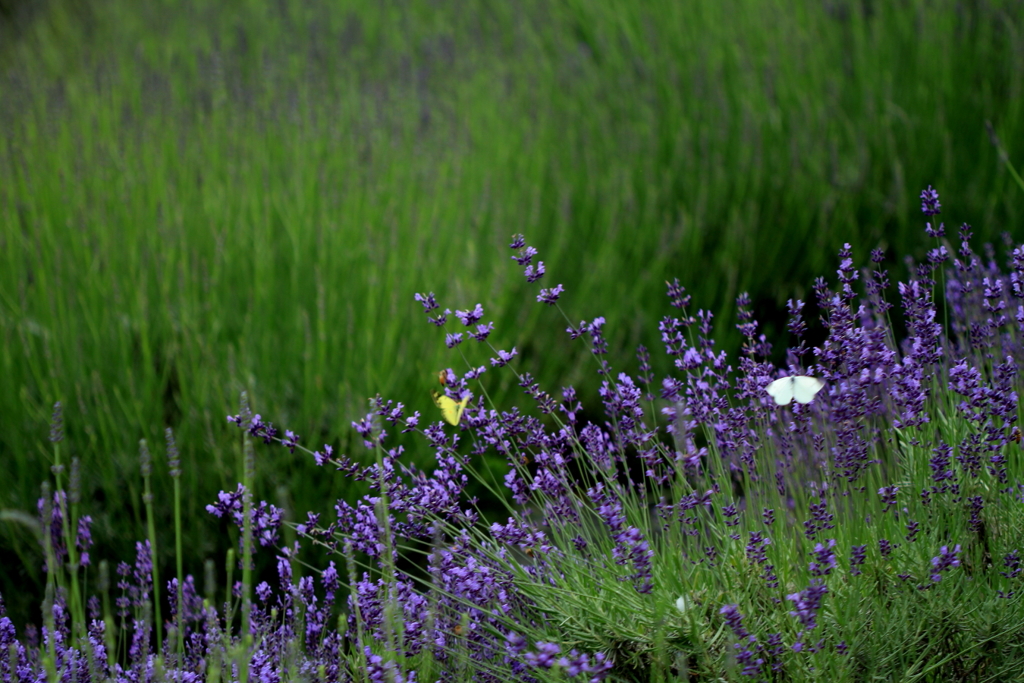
[1,0,1023,632]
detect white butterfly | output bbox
[765,376,825,406]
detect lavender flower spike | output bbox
[931,544,962,583]
[921,185,941,216]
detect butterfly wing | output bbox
[432,390,469,425]
[791,376,826,404]
[766,376,825,405]
[452,396,469,425]
[765,378,796,405]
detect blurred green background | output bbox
[1,0,1023,628]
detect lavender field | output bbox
[5,191,1024,680]
[2,0,1024,680]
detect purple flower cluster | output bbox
[930,544,962,583]
[787,580,829,632]
[588,483,654,593]
[718,605,786,677]
[746,531,771,565]
[809,539,837,577]
[849,544,867,576]
[37,489,93,571]
[205,484,285,549]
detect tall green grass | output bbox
[1,0,1022,628]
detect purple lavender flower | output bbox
[957,432,984,478]
[1001,550,1022,579]
[584,316,611,362]
[313,444,334,466]
[537,283,564,305]
[560,385,583,424]
[666,278,691,309]
[809,539,837,577]
[719,604,751,640]
[252,501,284,547]
[878,486,899,513]
[225,412,279,444]
[506,632,527,654]
[968,495,984,534]
[928,245,949,264]
[930,544,962,582]
[735,645,765,677]
[455,304,484,326]
[38,490,70,570]
[803,494,835,539]
[510,238,537,266]
[746,532,771,565]
[362,646,414,683]
[929,441,955,482]
[468,322,494,341]
[76,516,94,567]
[787,580,828,630]
[207,485,245,519]
[524,641,561,668]
[206,486,283,548]
[718,605,764,676]
[589,483,653,592]
[414,291,440,312]
[836,243,859,297]
[764,633,785,672]
[524,261,545,282]
[735,292,758,345]
[849,544,867,576]
[921,185,941,217]
[558,649,594,677]
[281,429,301,454]
[490,347,518,367]
[717,504,738,528]
[584,652,615,680]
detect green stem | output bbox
[53,444,84,634]
[241,436,254,638]
[225,548,235,626]
[987,119,1024,196]
[173,476,184,660]
[40,482,58,683]
[98,560,116,669]
[141,439,163,653]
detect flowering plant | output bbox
[3,187,1024,681]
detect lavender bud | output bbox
[165,427,181,479]
[920,185,941,217]
[138,439,151,478]
[69,457,81,505]
[49,402,64,443]
[239,392,253,427]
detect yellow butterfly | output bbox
[432,390,470,426]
